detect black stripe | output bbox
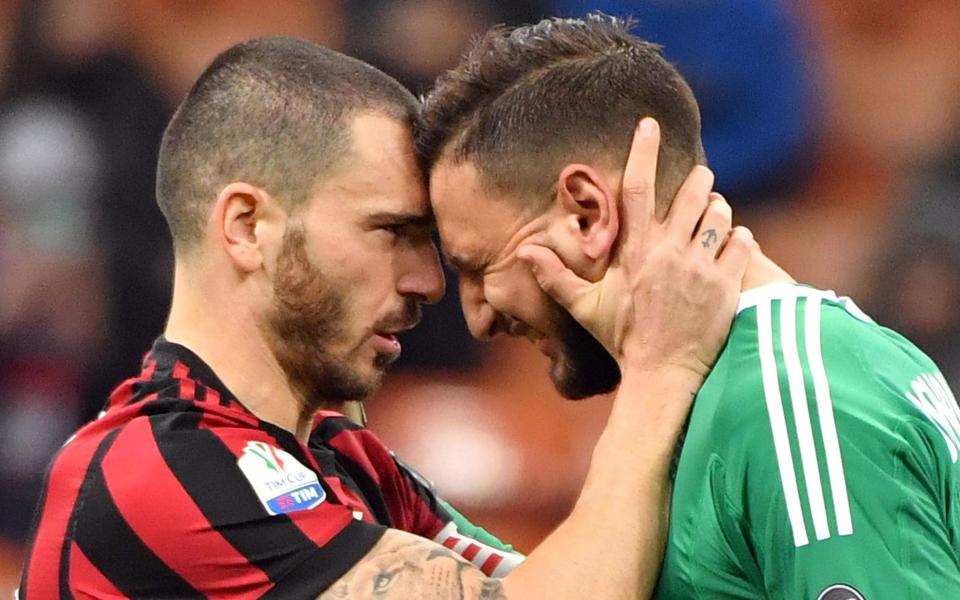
[150,410,377,586]
[310,414,362,445]
[394,454,453,523]
[71,428,202,599]
[261,519,385,598]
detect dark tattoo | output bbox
[701,228,718,248]
[317,529,509,600]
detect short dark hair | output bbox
[157,36,418,249]
[418,14,705,213]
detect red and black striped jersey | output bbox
[19,338,521,599]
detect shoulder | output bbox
[697,288,960,545]
[704,286,942,444]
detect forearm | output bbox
[502,367,698,600]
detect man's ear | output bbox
[211,182,282,274]
[554,164,620,262]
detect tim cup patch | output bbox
[817,583,866,600]
[237,441,326,515]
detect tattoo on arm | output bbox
[318,529,507,600]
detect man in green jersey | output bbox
[419,15,960,599]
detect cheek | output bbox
[484,268,553,327]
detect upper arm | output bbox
[82,417,388,598]
[318,528,508,600]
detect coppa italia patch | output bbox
[237,441,326,515]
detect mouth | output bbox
[371,331,402,363]
[371,318,420,360]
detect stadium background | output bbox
[1,0,959,593]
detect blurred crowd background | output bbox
[2,0,960,593]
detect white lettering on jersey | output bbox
[905,371,960,463]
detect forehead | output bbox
[429,160,526,267]
[309,111,427,215]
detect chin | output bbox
[550,348,621,400]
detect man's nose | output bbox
[459,276,499,341]
[397,242,445,304]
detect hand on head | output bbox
[517,117,756,380]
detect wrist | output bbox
[619,363,705,398]
[609,366,701,437]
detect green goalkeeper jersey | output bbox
[654,283,960,599]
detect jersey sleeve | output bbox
[75,411,386,598]
[392,455,525,577]
[313,413,524,577]
[724,388,960,599]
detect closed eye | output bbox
[443,253,486,276]
[384,222,435,243]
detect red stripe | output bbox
[179,377,196,401]
[102,418,272,598]
[205,387,221,405]
[22,427,113,598]
[69,542,128,598]
[142,360,157,381]
[442,536,459,549]
[172,361,189,379]
[461,543,482,561]
[105,360,157,410]
[106,378,137,410]
[479,553,504,576]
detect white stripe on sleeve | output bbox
[757,299,809,547]
[781,295,830,541]
[805,296,853,537]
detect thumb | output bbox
[516,244,592,310]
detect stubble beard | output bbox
[264,227,386,409]
[548,299,622,400]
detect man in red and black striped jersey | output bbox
[20,37,750,599]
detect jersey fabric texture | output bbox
[655,283,960,599]
[20,338,521,599]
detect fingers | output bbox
[717,226,756,278]
[693,193,733,257]
[620,118,660,238]
[664,164,714,241]
[516,244,591,310]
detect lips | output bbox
[371,320,418,359]
[372,331,402,361]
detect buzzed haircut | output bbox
[156,36,418,249]
[418,14,705,214]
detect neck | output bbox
[164,260,318,441]
[741,247,794,293]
